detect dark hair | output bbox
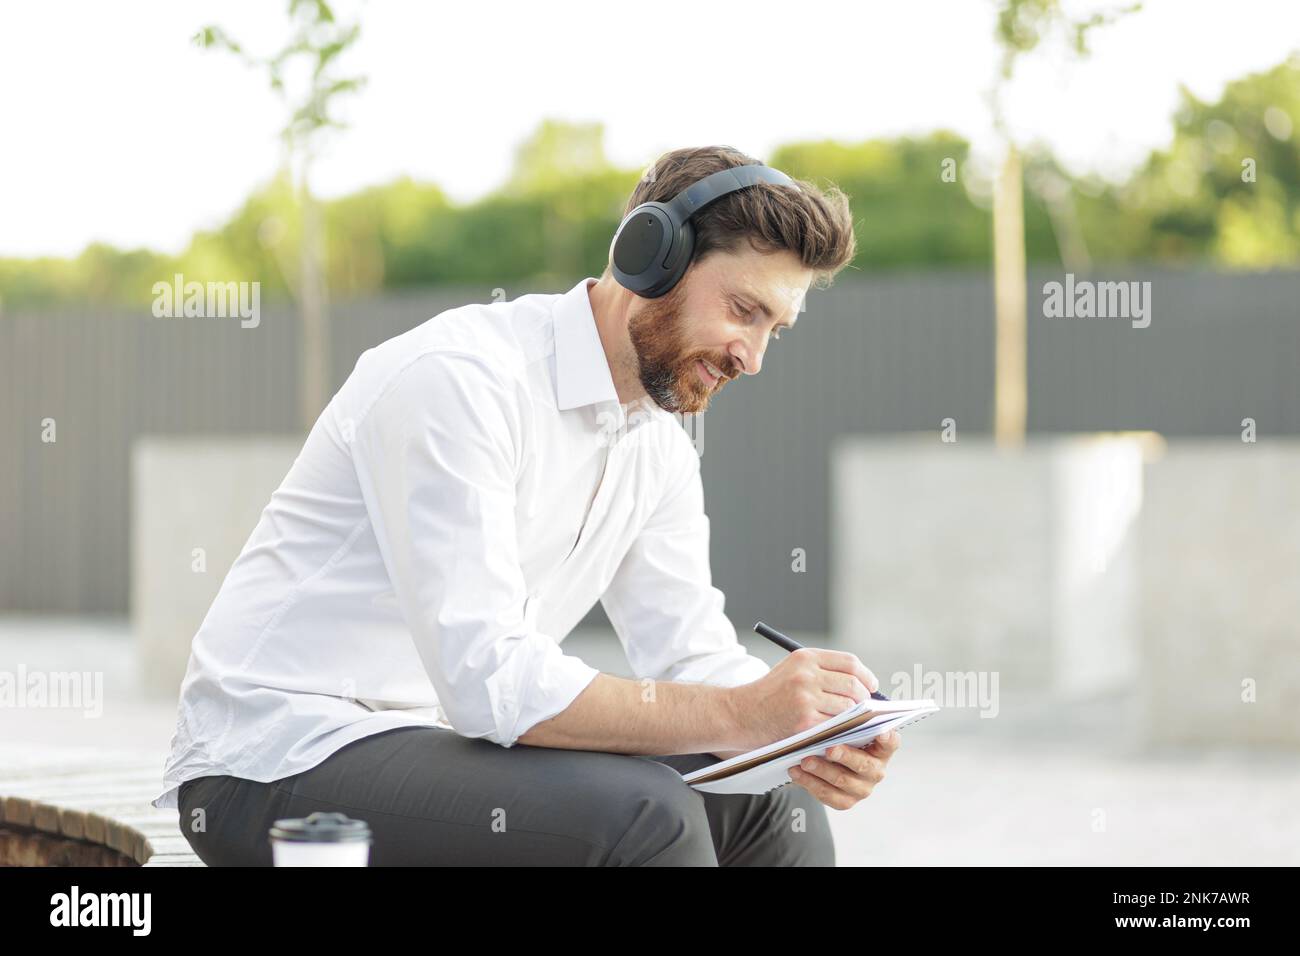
[605,145,857,289]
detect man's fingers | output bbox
[818,669,873,706]
[813,691,857,718]
[788,767,857,810]
[869,729,902,755]
[825,745,886,778]
[789,738,896,809]
[794,755,874,798]
[809,649,879,694]
[814,677,880,716]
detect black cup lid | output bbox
[269,812,372,843]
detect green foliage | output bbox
[995,0,1142,71]
[194,0,366,158]
[1089,58,1300,265]
[778,134,1004,269]
[0,245,177,308]
[3,55,1297,310]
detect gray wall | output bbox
[3,268,1297,626]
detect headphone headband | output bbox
[663,164,797,223]
[609,162,797,298]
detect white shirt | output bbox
[153,276,770,809]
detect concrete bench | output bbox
[0,748,202,867]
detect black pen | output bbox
[753,621,890,701]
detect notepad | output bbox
[679,697,940,795]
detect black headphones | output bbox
[609,163,798,298]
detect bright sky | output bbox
[1,0,1297,257]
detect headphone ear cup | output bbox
[611,204,672,295]
[655,218,695,297]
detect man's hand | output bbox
[788,729,901,810]
[726,647,879,751]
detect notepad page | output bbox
[680,699,938,786]
[684,705,939,795]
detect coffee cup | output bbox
[269,811,372,866]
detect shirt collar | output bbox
[551,277,674,432]
[553,277,620,412]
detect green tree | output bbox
[194,0,366,428]
[989,0,1142,445]
[1088,57,1300,266]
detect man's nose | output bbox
[728,337,765,376]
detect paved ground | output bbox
[3,617,1298,866]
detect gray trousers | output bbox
[178,725,836,866]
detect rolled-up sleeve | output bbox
[600,433,771,688]
[349,349,600,746]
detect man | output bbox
[155,145,900,866]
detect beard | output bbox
[626,282,735,415]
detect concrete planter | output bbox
[1136,440,1300,747]
[831,434,1148,699]
[131,437,301,698]
[831,434,1300,747]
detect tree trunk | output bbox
[993,144,1027,447]
[298,179,330,431]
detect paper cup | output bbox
[269,812,372,866]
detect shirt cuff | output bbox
[485,634,602,746]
